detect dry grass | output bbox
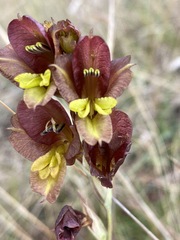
[0,0,179,239]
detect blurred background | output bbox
[0,0,179,239]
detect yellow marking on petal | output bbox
[39,167,50,180]
[44,176,56,196]
[14,69,51,89]
[69,98,90,118]
[50,165,59,178]
[94,97,117,115]
[85,117,100,139]
[31,151,52,172]
[39,69,51,87]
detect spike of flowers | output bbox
[0,14,133,201]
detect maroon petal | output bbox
[17,99,71,145]
[65,125,82,165]
[72,36,111,96]
[51,19,80,55]
[0,44,33,83]
[84,109,132,187]
[50,54,79,102]
[8,15,54,73]
[9,115,50,161]
[106,56,133,98]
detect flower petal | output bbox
[30,151,66,203]
[106,56,133,98]
[84,109,133,187]
[8,15,53,73]
[9,114,50,161]
[14,69,51,89]
[23,86,47,108]
[72,35,111,96]
[69,98,90,118]
[75,114,113,146]
[94,97,117,115]
[50,54,78,102]
[0,44,33,83]
[23,80,56,108]
[16,99,70,145]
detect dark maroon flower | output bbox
[51,19,81,55]
[83,110,133,187]
[0,16,81,108]
[9,99,81,202]
[51,35,133,145]
[55,205,87,240]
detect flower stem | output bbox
[104,188,113,240]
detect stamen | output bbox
[25,42,51,54]
[94,69,100,77]
[41,118,65,136]
[83,69,89,77]
[89,67,94,75]
[83,67,100,77]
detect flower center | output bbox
[41,118,65,136]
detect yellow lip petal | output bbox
[69,98,90,118]
[94,97,117,115]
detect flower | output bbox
[84,110,133,187]
[0,15,80,108]
[55,205,88,240]
[51,35,133,145]
[9,99,81,202]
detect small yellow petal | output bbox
[39,167,50,179]
[14,73,42,89]
[69,98,90,118]
[31,153,51,172]
[14,69,51,89]
[50,165,59,178]
[39,69,51,87]
[94,97,117,115]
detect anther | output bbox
[83,67,100,77]
[40,118,65,136]
[83,69,89,77]
[25,42,51,54]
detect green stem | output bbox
[104,188,113,240]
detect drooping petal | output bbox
[106,56,133,98]
[75,114,113,146]
[8,15,53,73]
[0,44,33,83]
[65,125,82,165]
[9,115,50,161]
[84,109,133,187]
[72,35,111,96]
[50,54,78,102]
[23,81,56,108]
[30,152,66,203]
